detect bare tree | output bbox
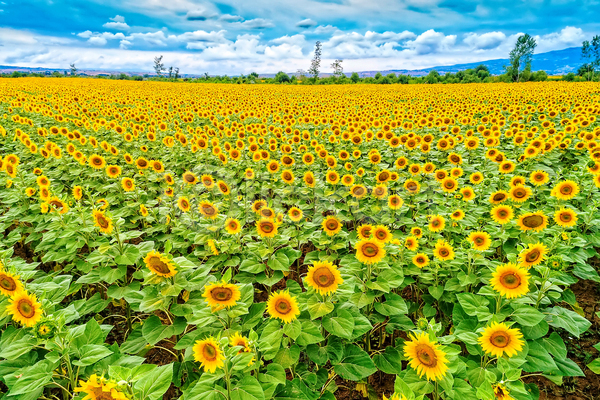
[308,41,322,82]
[69,63,77,76]
[153,55,165,77]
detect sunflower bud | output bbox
[417,318,429,330]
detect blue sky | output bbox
[1,0,599,74]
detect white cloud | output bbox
[88,36,107,46]
[77,30,94,39]
[405,29,457,54]
[238,18,274,29]
[119,40,132,49]
[103,15,130,30]
[535,26,585,52]
[186,7,217,21]
[219,14,243,22]
[296,18,317,28]
[464,31,506,50]
[128,31,169,46]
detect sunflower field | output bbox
[1,78,600,400]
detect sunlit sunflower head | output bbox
[25,187,36,197]
[404,236,419,251]
[508,185,532,203]
[428,215,445,233]
[303,171,316,187]
[518,242,548,268]
[201,174,215,188]
[450,209,465,221]
[489,190,509,204]
[412,253,430,268]
[478,322,524,358]
[252,200,266,213]
[467,231,492,251]
[490,262,530,299]
[383,394,408,400]
[224,218,242,234]
[92,210,113,234]
[199,201,219,219]
[256,219,278,238]
[554,208,578,228]
[492,383,514,400]
[105,165,121,178]
[143,250,177,278]
[193,337,225,373]
[288,207,303,222]
[357,224,373,240]
[203,281,241,310]
[440,177,458,193]
[460,187,475,202]
[387,194,403,210]
[267,290,300,324]
[88,154,106,169]
[470,172,484,185]
[74,374,128,400]
[350,184,368,199]
[72,186,83,200]
[259,207,275,219]
[121,177,135,192]
[306,261,343,295]
[0,271,24,297]
[36,175,50,187]
[355,238,386,265]
[404,179,420,194]
[177,196,191,212]
[217,180,231,195]
[370,225,391,243]
[244,168,255,179]
[7,290,43,327]
[372,184,388,199]
[48,197,69,215]
[491,205,514,225]
[230,332,252,353]
[551,180,579,200]
[433,239,455,261]
[182,171,198,185]
[322,215,343,236]
[411,227,423,239]
[404,332,449,381]
[517,211,547,232]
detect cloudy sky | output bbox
[1,0,598,75]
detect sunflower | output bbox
[433,240,455,261]
[383,394,407,400]
[267,290,300,323]
[203,281,241,309]
[303,171,316,187]
[121,177,135,192]
[0,271,24,297]
[404,332,449,381]
[48,197,69,214]
[508,185,531,203]
[355,238,386,265]
[106,165,121,178]
[492,383,514,400]
[144,250,177,278]
[230,332,252,353]
[467,231,492,251]
[350,184,368,199]
[490,262,530,299]
[411,227,423,239]
[306,261,343,295]
[450,209,465,221]
[490,205,514,225]
[7,291,43,327]
[517,212,547,232]
[140,204,148,217]
[288,207,303,222]
[199,201,219,219]
[25,187,36,197]
[217,180,230,195]
[428,215,445,232]
[91,209,113,234]
[224,218,242,234]
[256,219,278,238]
[372,184,388,199]
[244,168,255,179]
[322,216,343,236]
[89,154,106,169]
[489,191,509,204]
[252,200,266,213]
[551,180,579,200]
[404,236,418,251]
[177,196,191,212]
[388,194,403,209]
[554,208,578,228]
[260,207,275,219]
[518,242,548,268]
[404,179,420,194]
[97,198,109,210]
[74,374,128,400]
[281,170,295,184]
[72,186,83,200]
[357,224,373,240]
[440,177,458,193]
[412,253,429,268]
[368,225,390,244]
[478,322,524,358]
[36,175,50,187]
[207,240,219,255]
[182,171,198,185]
[193,337,225,373]
[460,187,475,201]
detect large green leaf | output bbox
[334,344,377,381]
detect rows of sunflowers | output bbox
[1,78,600,400]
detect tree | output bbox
[507,34,537,82]
[70,63,77,76]
[175,68,180,80]
[581,36,600,81]
[308,41,322,82]
[168,66,173,79]
[274,71,290,83]
[350,72,360,83]
[331,59,343,78]
[153,56,165,77]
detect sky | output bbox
[0,0,599,75]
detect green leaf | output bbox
[268,249,291,271]
[259,319,283,360]
[456,293,491,321]
[259,363,286,386]
[142,315,187,345]
[274,345,300,369]
[554,357,584,377]
[5,360,54,396]
[373,293,408,316]
[307,296,334,320]
[296,321,324,346]
[73,345,113,366]
[134,364,173,400]
[373,346,403,375]
[587,358,600,374]
[334,344,377,381]
[231,376,265,400]
[511,305,544,326]
[428,286,444,300]
[283,320,302,340]
[546,306,592,338]
[523,341,557,373]
[323,310,355,339]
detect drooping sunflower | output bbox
[518,242,548,268]
[467,231,492,251]
[412,253,430,268]
[193,337,225,373]
[199,201,219,219]
[322,216,343,236]
[551,180,579,200]
[530,170,549,186]
[267,290,300,324]
[224,218,242,234]
[554,208,578,228]
[93,210,113,234]
[74,374,128,400]
[433,240,455,261]
[0,271,24,297]
[72,185,83,200]
[517,211,547,232]
[203,281,241,309]
[177,196,191,212]
[121,177,135,192]
[428,215,445,232]
[404,332,449,381]
[143,250,177,278]
[388,194,403,210]
[508,185,532,203]
[372,225,392,243]
[256,219,278,238]
[7,291,43,327]
[478,322,524,358]
[306,261,343,295]
[355,238,386,265]
[490,205,514,225]
[288,207,303,222]
[490,262,530,299]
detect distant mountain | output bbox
[0,46,587,78]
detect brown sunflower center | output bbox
[275,299,292,314]
[498,209,508,218]
[91,387,116,400]
[97,215,109,228]
[211,287,233,302]
[513,189,526,198]
[416,256,426,264]
[439,248,449,257]
[559,212,572,222]
[219,184,228,192]
[406,182,417,191]
[415,344,438,367]
[490,331,511,348]
[390,197,400,205]
[361,243,379,257]
[148,257,170,274]
[49,200,63,210]
[180,200,189,209]
[229,221,238,229]
[260,222,274,233]
[202,344,218,361]
[525,250,540,263]
[474,236,485,245]
[184,174,195,182]
[283,172,292,180]
[444,181,455,189]
[522,215,543,228]
[17,299,35,318]
[500,272,521,289]
[202,205,216,216]
[0,275,16,291]
[451,155,460,163]
[493,193,506,202]
[313,267,335,287]
[431,220,441,228]
[560,185,573,195]
[379,172,390,180]
[92,157,103,166]
[262,209,273,217]
[326,220,339,230]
